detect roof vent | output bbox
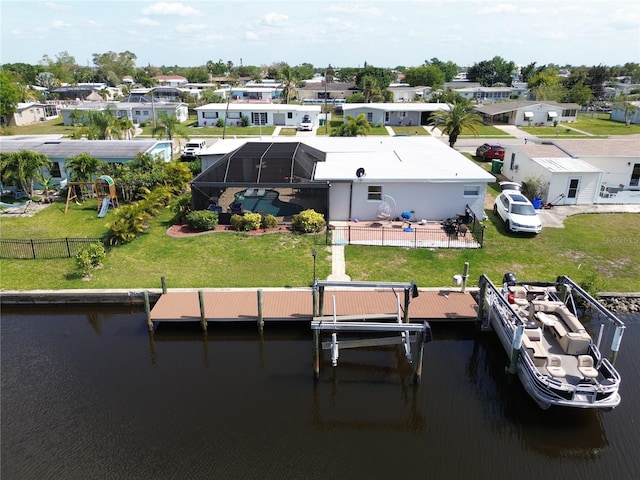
[356,167,365,178]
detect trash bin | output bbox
[319,119,324,126]
[532,197,543,209]
[490,160,504,174]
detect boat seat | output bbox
[521,334,547,366]
[509,286,529,307]
[559,332,591,355]
[546,355,566,378]
[577,355,599,378]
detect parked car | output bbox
[493,188,542,234]
[476,143,505,161]
[298,115,313,131]
[182,140,207,159]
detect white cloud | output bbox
[245,31,260,41]
[263,12,289,26]
[141,2,204,17]
[135,17,160,26]
[52,20,71,29]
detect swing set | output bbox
[64,175,119,216]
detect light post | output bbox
[312,249,317,284]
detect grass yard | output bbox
[345,212,640,293]
[390,126,430,136]
[459,123,513,137]
[520,113,640,138]
[2,118,76,137]
[1,194,638,292]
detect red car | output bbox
[476,143,505,161]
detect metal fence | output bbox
[0,238,105,260]
[314,215,485,249]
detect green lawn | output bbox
[390,126,430,136]
[459,123,513,137]
[2,118,76,137]
[520,113,640,137]
[1,196,638,292]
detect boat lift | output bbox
[311,280,432,384]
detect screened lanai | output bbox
[191,141,330,221]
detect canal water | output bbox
[1,306,639,480]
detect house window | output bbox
[135,110,141,115]
[463,185,480,197]
[562,109,577,117]
[252,112,267,125]
[367,185,382,201]
[143,110,149,116]
[228,112,240,119]
[366,112,373,123]
[49,162,61,178]
[385,112,390,122]
[203,112,218,119]
[287,112,293,119]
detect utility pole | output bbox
[324,70,328,135]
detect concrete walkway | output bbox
[327,244,351,281]
[537,204,640,228]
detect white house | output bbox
[341,103,450,127]
[195,103,321,128]
[60,101,188,126]
[610,101,640,125]
[501,138,640,205]
[191,136,495,221]
[475,101,579,126]
[1,102,59,127]
[386,84,432,102]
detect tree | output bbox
[291,63,315,82]
[428,101,483,148]
[587,64,610,100]
[427,58,459,82]
[65,153,105,182]
[0,150,52,197]
[278,65,297,104]
[199,88,225,105]
[206,59,227,76]
[35,71,57,89]
[359,75,383,103]
[467,56,516,86]
[92,51,137,85]
[331,114,371,137]
[151,111,190,152]
[355,65,392,90]
[187,66,210,83]
[403,65,445,88]
[0,71,21,119]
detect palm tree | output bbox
[278,66,297,104]
[360,75,382,103]
[428,101,484,148]
[119,116,135,140]
[65,153,105,182]
[151,111,190,153]
[0,150,52,198]
[331,114,371,137]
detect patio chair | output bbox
[256,188,266,197]
[457,224,468,238]
[230,201,244,215]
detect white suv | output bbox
[298,115,313,131]
[493,189,542,234]
[182,140,207,159]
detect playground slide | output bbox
[98,197,110,218]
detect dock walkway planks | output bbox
[150,288,478,323]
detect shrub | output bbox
[172,192,192,224]
[262,214,278,229]
[185,210,219,231]
[291,209,325,233]
[75,241,106,278]
[521,175,549,201]
[230,212,262,231]
[230,214,245,231]
[216,118,225,128]
[241,115,250,127]
[243,212,262,231]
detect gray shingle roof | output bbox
[0,139,159,160]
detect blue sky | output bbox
[2,0,639,69]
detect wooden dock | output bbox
[148,288,478,325]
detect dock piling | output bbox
[143,291,153,332]
[508,324,524,374]
[161,276,167,294]
[257,289,264,333]
[198,290,207,331]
